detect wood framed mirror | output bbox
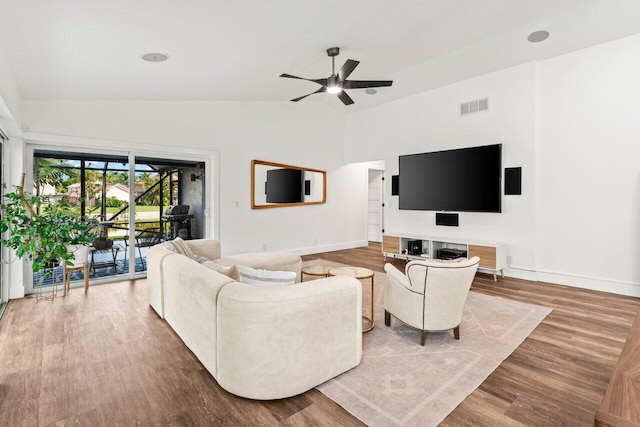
[251,160,326,209]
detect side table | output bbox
[301,265,332,282]
[329,266,375,333]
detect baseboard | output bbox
[9,284,25,299]
[495,265,640,297]
[503,266,539,282]
[293,240,369,257]
[475,267,537,282]
[536,270,640,298]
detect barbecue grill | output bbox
[162,205,194,239]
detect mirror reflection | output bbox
[251,160,326,209]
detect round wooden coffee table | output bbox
[329,266,375,333]
[301,265,332,282]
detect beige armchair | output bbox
[384,257,480,345]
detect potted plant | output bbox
[0,175,100,275]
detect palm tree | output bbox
[34,158,67,196]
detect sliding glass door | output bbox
[29,148,206,293]
[0,136,5,317]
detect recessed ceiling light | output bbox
[365,88,377,95]
[142,53,169,62]
[527,30,550,43]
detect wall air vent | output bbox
[460,98,489,116]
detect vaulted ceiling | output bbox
[0,0,639,111]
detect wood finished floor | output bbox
[0,242,638,426]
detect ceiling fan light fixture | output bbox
[280,47,393,105]
[326,75,342,94]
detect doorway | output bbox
[368,169,384,243]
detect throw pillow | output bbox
[165,237,195,258]
[236,264,296,286]
[193,255,210,264]
[202,260,240,281]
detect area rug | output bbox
[304,259,552,427]
[33,253,148,287]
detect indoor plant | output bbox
[0,176,100,274]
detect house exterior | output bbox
[66,182,146,205]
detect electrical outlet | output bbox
[262,243,267,251]
[233,201,239,208]
[507,255,513,265]
[314,238,318,244]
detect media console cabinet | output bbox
[382,233,507,281]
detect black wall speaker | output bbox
[391,175,399,196]
[505,167,522,195]
[436,212,459,227]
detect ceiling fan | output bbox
[280,47,393,105]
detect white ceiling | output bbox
[0,0,639,111]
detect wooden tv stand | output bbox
[382,233,507,281]
[595,306,640,427]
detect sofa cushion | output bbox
[217,251,299,271]
[165,237,195,258]
[202,260,240,281]
[216,251,302,282]
[237,265,296,286]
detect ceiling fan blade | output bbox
[280,74,327,86]
[291,86,327,102]
[337,90,354,106]
[342,80,393,89]
[280,73,305,79]
[337,59,360,81]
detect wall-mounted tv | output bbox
[399,144,502,212]
[265,168,303,203]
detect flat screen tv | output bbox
[266,168,303,203]
[399,144,502,212]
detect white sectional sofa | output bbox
[147,239,363,400]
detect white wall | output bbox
[0,38,24,298]
[536,34,640,295]
[345,35,640,296]
[0,40,21,135]
[4,137,26,298]
[21,101,368,257]
[345,63,538,277]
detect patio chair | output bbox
[123,228,164,270]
